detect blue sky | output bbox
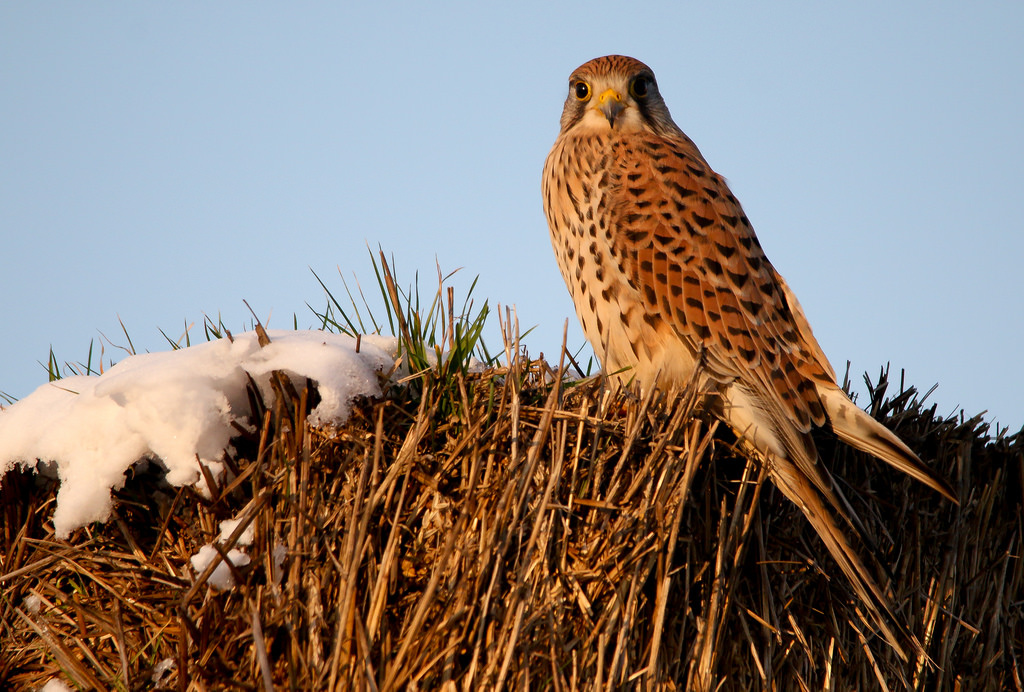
[3,3,1022,429]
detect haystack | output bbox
[2,261,1020,689]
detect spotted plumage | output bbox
[542,55,956,658]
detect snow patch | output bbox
[219,516,256,546]
[0,330,398,538]
[190,544,251,591]
[150,658,176,687]
[23,592,42,614]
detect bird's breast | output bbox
[543,134,701,386]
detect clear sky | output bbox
[3,3,1022,429]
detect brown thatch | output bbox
[1,353,1021,690]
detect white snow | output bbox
[190,509,264,591]
[190,543,251,590]
[0,330,398,538]
[150,658,176,686]
[219,516,256,546]
[22,592,42,614]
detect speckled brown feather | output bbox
[543,55,957,659]
[608,132,833,428]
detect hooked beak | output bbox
[595,88,626,127]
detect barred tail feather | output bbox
[822,387,957,503]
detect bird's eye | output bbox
[573,81,591,101]
[629,76,650,100]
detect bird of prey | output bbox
[542,54,956,658]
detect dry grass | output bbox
[1,342,1022,690]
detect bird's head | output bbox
[557,55,681,138]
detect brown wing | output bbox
[607,132,835,432]
[771,269,837,382]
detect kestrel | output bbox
[542,55,956,657]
